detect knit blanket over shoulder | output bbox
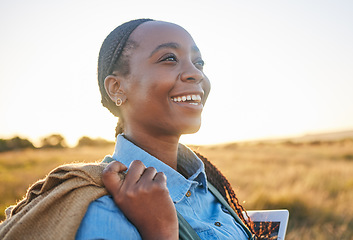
[0,162,109,240]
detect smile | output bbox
[171,94,202,105]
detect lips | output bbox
[171,94,202,105]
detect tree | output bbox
[76,136,114,147]
[0,136,35,152]
[40,134,67,148]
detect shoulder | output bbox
[76,195,141,240]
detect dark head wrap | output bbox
[98,18,154,117]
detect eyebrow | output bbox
[149,42,200,57]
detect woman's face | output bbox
[120,21,211,137]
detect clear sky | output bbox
[1,0,353,146]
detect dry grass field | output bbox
[1,139,352,240]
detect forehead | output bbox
[128,21,198,53]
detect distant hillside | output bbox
[293,129,353,142]
[229,129,353,145]
[191,129,353,148]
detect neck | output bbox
[123,131,180,170]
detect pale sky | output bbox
[1,0,353,146]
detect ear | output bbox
[104,75,127,104]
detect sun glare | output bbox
[1,1,353,146]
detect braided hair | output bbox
[97,18,154,133]
[98,19,262,238]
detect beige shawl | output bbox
[0,162,108,240]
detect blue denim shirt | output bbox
[76,134,249,240]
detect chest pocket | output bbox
[177,183,254,240]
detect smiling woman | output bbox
[101,20,210,143]
[0,19,264,240]
[83,18,255,240]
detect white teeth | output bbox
[171,94,202,103]
[191,95,202,101]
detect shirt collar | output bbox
[111,134,208,203]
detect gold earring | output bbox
[116,98,123,107]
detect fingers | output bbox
[106,161,176,240]
[153,172,168,195]
[153,172,167,185]
[104,160,168,197]
[123,160,147,188]
[103,161,128,175]
[139,167,157,182]
[102,161,128,196]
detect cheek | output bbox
[128,72,175,105]
[143,71,176,95]
[202,77,211,102]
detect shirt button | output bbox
[214,221,222,227]
[186,190,191,197]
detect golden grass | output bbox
[191,140,353,240]
[1,140,352,240]
[0,146,115,221]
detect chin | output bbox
[180,123,201,135]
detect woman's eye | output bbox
[195,59,205,69]
[160,54,177,62]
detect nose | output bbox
[179,62,204,83]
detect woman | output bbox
[76,19,256,239]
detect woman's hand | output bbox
[102,160,178,240]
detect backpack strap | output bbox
[207,183,254,240]
[177,183,254,240]
[177,211,202,240]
